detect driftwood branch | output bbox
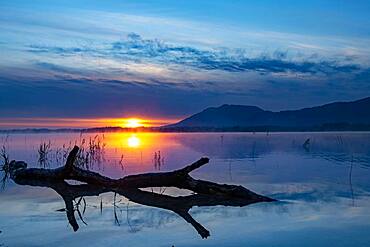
[8,146,275,238]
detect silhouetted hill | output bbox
[165,97,370,131]
[2,97,370,133]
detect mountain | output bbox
[165,97,370,131]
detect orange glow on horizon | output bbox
[123,118,143,128]
[0,117,181,129]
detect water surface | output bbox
[1,132,370,247]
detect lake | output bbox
[1,132,370,247]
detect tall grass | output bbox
[75,135,106,170]
[38,141,51,168]
[0,146,10,189]
[36,135,107,170]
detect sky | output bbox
[0,0,370,128]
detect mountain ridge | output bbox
[166,97,370,129]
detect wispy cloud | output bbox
[27,33,363,77]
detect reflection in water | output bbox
[153,151,164,170]
[302,138,310,152]
[1,132,370,246]
[37,141,52,168]
[127,135,140,148]
[6,148,274,239]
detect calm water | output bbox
[1,132,370,247]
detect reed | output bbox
[0,146,10,189]
[74,135,106,170]
[38,141,52,168]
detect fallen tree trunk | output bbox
[7,145,275,238]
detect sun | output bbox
[124,118,142,128]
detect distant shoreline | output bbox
[1,124,370,134]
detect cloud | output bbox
[27,33,363,76]
[34,62,80,74]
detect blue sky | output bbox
[1,0,370,124]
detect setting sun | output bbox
[124,118,143,128]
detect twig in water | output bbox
[349,155,355,207]
[74,197,88,225]
[126,201,135,232]
[113,193,120,226]
[100,197,103,215]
